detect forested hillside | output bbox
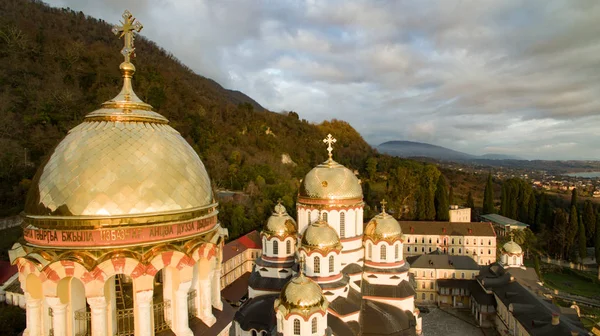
[0,0,457,240]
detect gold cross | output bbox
[323,134,337,159]
[381,199,387,213]
[509,231,515,241]
[298,256,305,275]
[112,10,143,63]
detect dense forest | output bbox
[1,0,477,240]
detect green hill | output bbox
[0,0,456,240]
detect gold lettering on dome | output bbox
[61,231,93,242]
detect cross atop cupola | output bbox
[381,199,387,214]
[112,10,143,64]
[323,134,337,160]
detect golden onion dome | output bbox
[301,218,342,252]
[274,271,327,316]
[299,159,362,200]
[364,203,402,242]
[503,240,523,254]
[23,11,215,229]
[263,202,297,237]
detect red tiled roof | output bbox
[0,261,17,285]
[238,230,261,249]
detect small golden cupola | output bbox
[364,200,403,243]
[263,201,297,238]
[300,215,342,253]
[274,259,329,335]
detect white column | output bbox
[135,290,153,336]
[24,293,42,336]
[198,277,215,326]
[46,297,67,336]
[87,296,108,336]
[210,269,222,310]
[174,281,193,336]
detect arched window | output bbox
[421,247,425,252]
[466,239,469,245]
[322,212,328,222]
[422,293,426,300]
[452,238,455,244]
[488,240,492,245]
[466,249,469,255]
[461,272,465,279]
[294,319,301,335]
[430,282,434,289]
[428,247,431,252]
[429,238,432,243]
[444,238,447,245]
[380,245,387,260]
[422,237,425,243]
[430,293,434,300]
[421,282,425,289]
[395,244,399,259]
[451,248,454,254]
[458,248,462,254]
[488,249,491,255]
[312,317,317,333]
[252,330,257,336]
[329,255,334,273]
[286,240,291,254]
[314,256,320,273]
[480,239,483,245]
[437,238,439,244]
[430,271,434,277]
[408,237,411,243]
[272,241,278,255]
[368,243,372,259]
[340,212,346,238]
[459,239,462,244]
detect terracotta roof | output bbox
[222,230,261,262]
[399,221,496,237]
[0,261,17,285]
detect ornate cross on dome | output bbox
[381,199,387,213]
[509,231,514,241]
[323,134,337,160]
[298,255,305,275]
[112,10,143,63]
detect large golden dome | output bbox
[263,203,297,237]
[300,218,342,252]
[299,159,362,200]
[364,203,403,243]
[23,22,215,230]
[274,272,327,317]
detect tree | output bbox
[528,193,537,227]
[570,188,578,210]
[583,200,596,246]
[595,210,600,266]
[466,191,475,221]
[552,209,568,259]
[435,175,449,221]
[483,173,494,215]
[567,206,579,260]
[448,186,454,206]
[365,157,378,180]
[578,214,587,261]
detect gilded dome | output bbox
[299,159,362,200]
[301,219,342,251]
[365,209,402,242]
[275,272,327,316]
[22,18,215,229]
[264,203,297,237]
[503,240,523,254]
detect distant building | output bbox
[407,254,480,306]
[449,205,471,222]
[401,221,497,265]
[480,213,529,237]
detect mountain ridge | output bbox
[378,140,523,161]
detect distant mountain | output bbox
[378,141,523,161]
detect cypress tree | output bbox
[435,175,449,221]
[500,183,507,216]
[578,214,587,260]
[571,188,578,210]
[583,200,596,245]
[567,205,579,259]
[553,209,568,258]
[483,174,494,215]
[528,193,537,228]
[595,210,600,266]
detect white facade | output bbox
[449,206,471,223]
[403,233,497,265]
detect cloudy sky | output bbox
[45,0,600,160]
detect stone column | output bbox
[135,290,153,336]
[210,268,222,310]
[24,293,42,336]
[198,277,215,326]
[46,297,68,336]
[87,296,108,336]
[174,281,193,336]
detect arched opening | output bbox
[380,245,386,260]
[273,240,279,255]
[294,318,301,335]
[57,277,88,336]
[340,212,346,238]
[105,274,135,335]
[311,316,317,333]
[153,267,178,333]
[314,256,321,274]
[286,240,291,254]
[328,255,334,273]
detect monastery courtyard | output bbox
[421,308,499,336]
